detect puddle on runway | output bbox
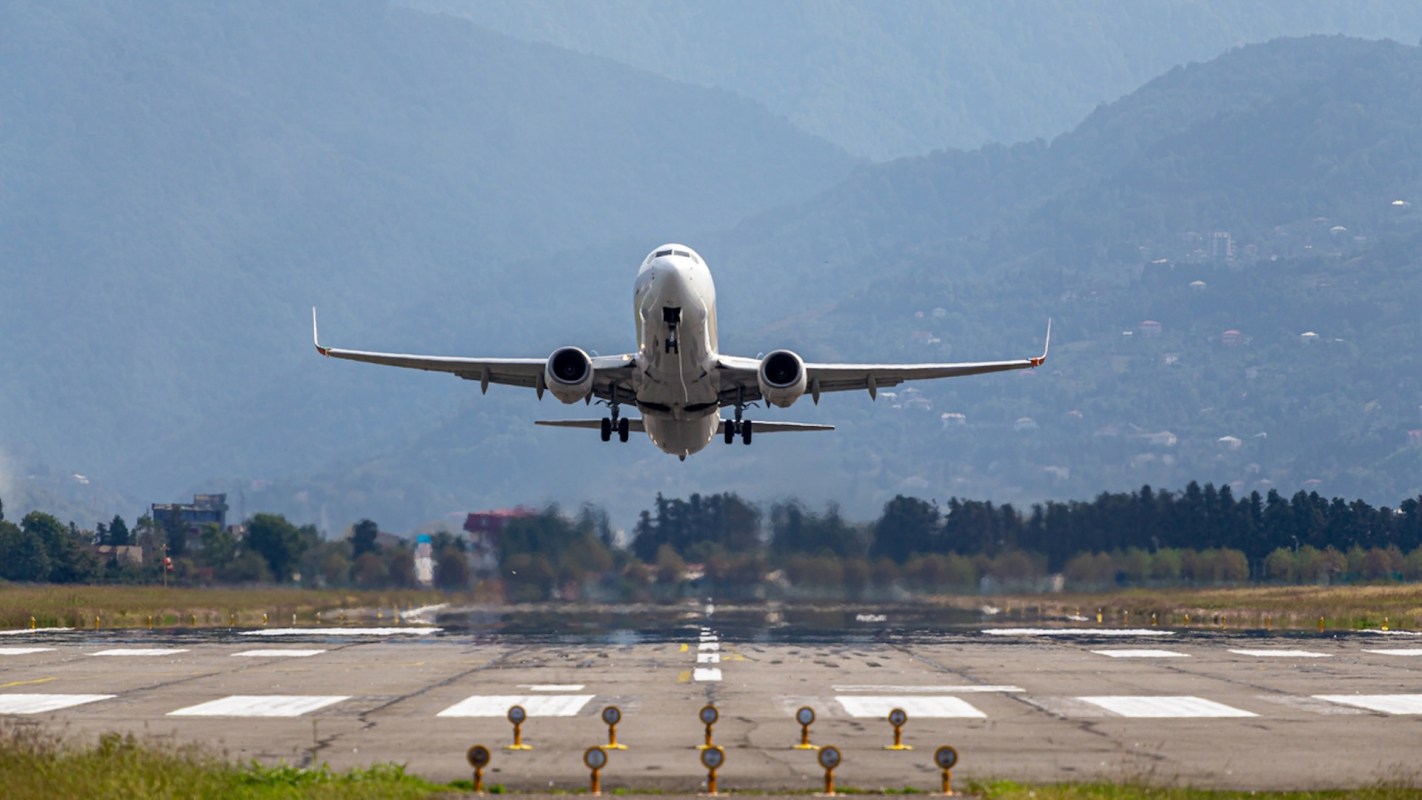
[432,602,988,644]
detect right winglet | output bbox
[1029,318,1051,367]
[312,307,330,356]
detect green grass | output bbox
[0,585,454,630]
[943,584,1422,632]
[0,728,456,799]
[1,729,1416,798]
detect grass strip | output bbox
[0,585,454,630]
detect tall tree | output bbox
[108,515,130,547]
[244,513,306,581]
[351,518,380,559]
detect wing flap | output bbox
[535,418,646,432]
[745,421,835,433]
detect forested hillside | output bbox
[418,0,1422,159]
[5,11,1420,535]
[0,1,851,520]
[227,35,1422,530]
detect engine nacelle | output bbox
[545,346,594,404]
[757,349,807,408]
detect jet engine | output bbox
[545,347,595,404]
[757,349,807,408]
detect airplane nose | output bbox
[653,262,692,299]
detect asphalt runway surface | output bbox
[1,604,1419,792]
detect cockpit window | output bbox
[672,249,689,257]
[655,249,674,258]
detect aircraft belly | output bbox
[643,414,719,456]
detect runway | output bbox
[1,607,1419,791]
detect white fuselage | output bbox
[633,244,722,456]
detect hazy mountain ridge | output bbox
[6,13,1420,533]
[244,35,1422,530]
[1,1,852,509]
[415,0,1422,159]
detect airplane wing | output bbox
[535,419,832,433]
[312,309,636,401]
[714,320,1050,405]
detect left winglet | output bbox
[1029,318,1051,367]
[312,307,330,356]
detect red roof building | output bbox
[463,507,538,546]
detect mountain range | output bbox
[3,3,1420,533]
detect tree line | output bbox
[2,483,1421,595]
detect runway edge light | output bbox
[934,745,959,795]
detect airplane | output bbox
[313,243,1049,461]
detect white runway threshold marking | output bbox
[698,642,720,651]
[834,684,1023,693]
[836,696,987,718]
[1228,649,1331,658]
[983,628,1174,637]
[1092,649,1188,658]
[694,668,723,682]
[1313,695,1422,714]
[241,627,441,636]
[519,684,586,692]
[1078,696,1256,718]
[0,694,115,714]
[0,627,74,635]
[437,694,593,717]
[169,695,349,717]
[1362,649,1422,656]
[232,649,326,658]
[0,647,55,655]
[90,648,188,656]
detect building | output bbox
[463,507,538,549]
[152,493,228,534]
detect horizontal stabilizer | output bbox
[536,419,646,432]
[742,421,835,433]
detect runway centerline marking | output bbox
[698,652,720,664]
[836,696,987,718]
[1313,695,1422,714]
[1228,649,1331,658]
[169,695,350,717]
[90,648,189,657]
[233,649,326,658]
[0,693,115,714]
[0,647,55,656]
[698,642,720,651]
[1078,696,1256,718]
[1091,649,1188,658]
[437,694,594,717]
[1362,649,1422,656]
[519,684,586,691]
[693,668,723,682]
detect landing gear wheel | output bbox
[600,417,612,442]
[617,417,630,442]
[741,419,753,445]
[723,420,735,445]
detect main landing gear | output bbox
[722,418,752,445]
[722,392,755,445]
[599,388,630,443]
[600,416,629,443]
